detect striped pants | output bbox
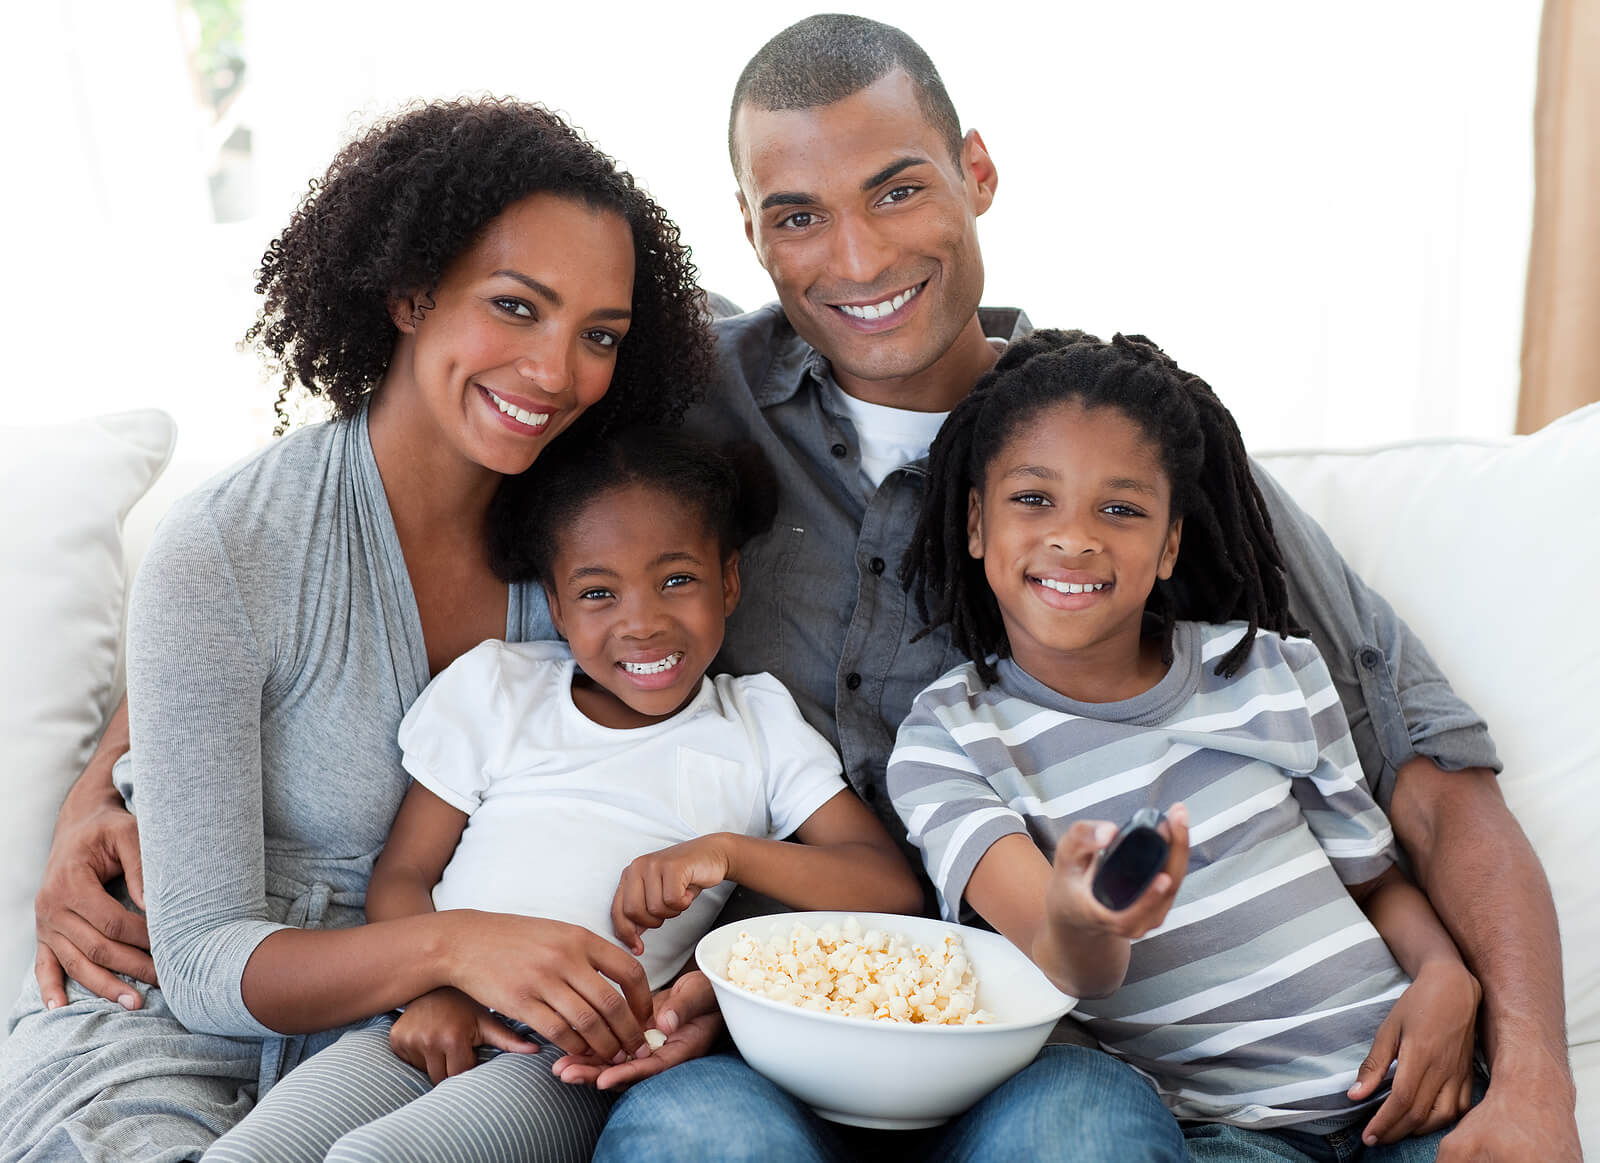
[203,1015,614,1163]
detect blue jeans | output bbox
[592,1045,1185,1163]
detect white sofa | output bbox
[3,405,1597,1155]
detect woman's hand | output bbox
[611,836,733,955]
[34,793,155,1010]
[388,987,540,1084]
[447,912,655,1065]
[1350,959,1481,1145]
[552,970,723,1091]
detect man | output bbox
[588,14,1580,1163]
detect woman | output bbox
[0,97,714,1162]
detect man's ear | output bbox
[966,488,985,559]
[1157,517,1183,580]
[721,548,743,616]
[736,189,764,267]
[963,129,998,218]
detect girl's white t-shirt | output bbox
[397,640,847,988]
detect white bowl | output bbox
[695,911,1076,1130]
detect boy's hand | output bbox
[389,987,540,1085]
[552,971,723,1091]
[611,836,734,955]
[1047,803,1190,941]
[1350,960,1481,1145]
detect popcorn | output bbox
[724,917,992,1025]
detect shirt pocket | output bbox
[675,746,761,836]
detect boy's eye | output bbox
[1012,492,1050,507]
[1102,502,1145,518]
[662,574,697,589]
[577,587,615,601]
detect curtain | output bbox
[1519,0,1600,433]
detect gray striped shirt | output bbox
[888,621,1410,1129]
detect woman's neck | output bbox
[366,379,501,546]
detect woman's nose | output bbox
[514,338,573,395]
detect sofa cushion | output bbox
[0,410,176,1016]
[1260,403,1600,1152]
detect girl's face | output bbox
[545,484,741,728]
[385,193,636,477]
[967,400,1183,702]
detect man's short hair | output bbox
[728,14,964,172]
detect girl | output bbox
[0,99,712,1160]
[890,331,1481,1161]
[207,427,922,1162]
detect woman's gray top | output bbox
[120,408,553,1037]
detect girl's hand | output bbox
[1047,804,1190,942]
[611,837,733,955]
[1350,959,1481,1145]
[552,970,723,1091]
[389,987,540,1084]
[448,913,654,1064]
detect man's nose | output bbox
[829,211,897,288]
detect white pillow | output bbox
[0,410,176,1018]
[1260,403,1600,1151]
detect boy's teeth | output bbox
[1037,578,1107,594]
[621,652,684,676]
[838,284,920,320]
[486,389,550,428]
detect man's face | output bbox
[733,71,996,396]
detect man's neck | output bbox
[833,314,1001,413]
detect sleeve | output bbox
[1279,637,1400,886]
[735,673,847,840]
[396,641,514,816]
[886,682,1030,922]
[124,499,287,1037]
[1250,458,1501,809]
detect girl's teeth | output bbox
[487,389,550,428]
[621,652,684,676]
[1037,579,1107,594]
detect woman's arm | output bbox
[609,789,923,954]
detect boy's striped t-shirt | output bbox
[887,621,1409,1130]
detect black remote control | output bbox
[1091,808,1170,911]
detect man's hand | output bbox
[34,795,155,1010]
[611,837,733,955]
[552,970,723,1092]
[1349,960,1480,1144]
[389,988,540,1085]
[1435,1067,1582,1162]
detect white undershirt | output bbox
[830,384,950,490]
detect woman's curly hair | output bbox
[245,96,713,441]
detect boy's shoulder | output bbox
[909,659,1003,719]
[1190,622,1327,693]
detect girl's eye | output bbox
[662,574,697,589]
[1103,503,1145,518]
[493,297,533,318]
[1012,492,1050,507]
[879,185,919,206]
[578,587,615,601]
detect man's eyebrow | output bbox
[759,191,815,211]
[862,156,928,191]
[491,269,631,322]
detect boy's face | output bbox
[967,400,1183,702]
[732,70,997,405]
[545,485,740,727]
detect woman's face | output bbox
[387,192,636,477]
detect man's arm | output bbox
[1392,758,1579,1160]
[33,694,157,1009]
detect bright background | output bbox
[3,0,1540,459]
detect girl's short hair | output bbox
[492,427,778,587]
[903,329,1300,682]
[246,97,712,441]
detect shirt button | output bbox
[830,442,848,458]
[845,672,862,691]
[869,557,886,575]
[1359,647,1382,669]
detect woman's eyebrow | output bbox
[492,269,632,321]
